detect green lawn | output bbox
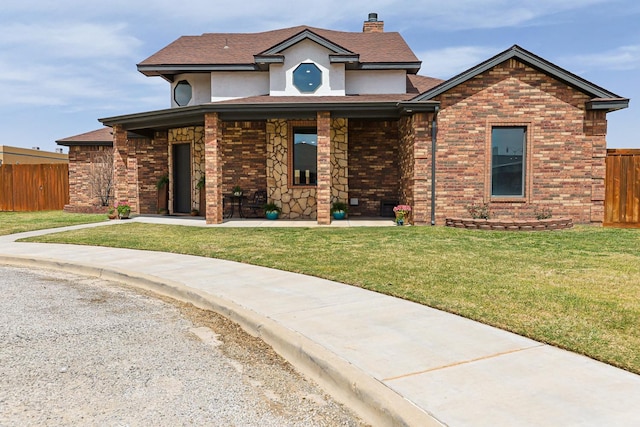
[0,211,107,236]
[20,222,640,374]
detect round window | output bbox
[174,80,192,106]
[293,63,322,93]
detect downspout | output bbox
[431,106,439,226]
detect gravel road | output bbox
[0,266,365,426]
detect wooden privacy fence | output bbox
[0,164,69,211]
[605,149,640,228]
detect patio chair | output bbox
[222,195,234,218]
[244,190,268,217]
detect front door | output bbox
[173,143,191,213]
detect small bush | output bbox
[534,206,553,220]
[466,203,490,219]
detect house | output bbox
[57,127,115,212]
[0,145,67,166]
[59,13,629,224]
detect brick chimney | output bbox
[363,13,384,33]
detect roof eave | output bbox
[586,98,630,112]
[414,45,625,102]
[56,140,114,147]
[359,62,421,74]
[137,64,260,80]
[99,100,419,131]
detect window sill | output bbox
[290,185,317,189]
[490,197,527,203]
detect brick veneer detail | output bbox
[205,113,223,224]
[65,145,112,210]
[430,59,607,224]
[446,217,573,231]
[221,121,267,198]
[348,119,399,217]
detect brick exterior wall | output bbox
[111,127,168,215]
[348,119,399,217]
[205,113,223,223]
[316,112,331,224]
[65,145,113,212]
[136,131,168,214]
[399,113,434,225]
[221,121,267,196]
[430,58,607,224]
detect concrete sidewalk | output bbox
[1,220,639,426]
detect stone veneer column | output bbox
[330,118,348,204]
[316,112,331,224]
[204,113,223,224]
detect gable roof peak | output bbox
[258,27,353,56]
[412,44,628,111]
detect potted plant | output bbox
[263,202,281,220]
[115,201,131,219]
[197,174,206,215]
[393,204,411,226]
[331,201,348,220]
[107,207,118,220]
[190,208,199,216]
[232,185,243,197]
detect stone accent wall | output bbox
[169,126,204,212]
[221,121,267,196]
[433,58,607,224]
[331,118,349,205]
[265,118,348,220]
[266,119,317,219]
[348,119,399,217]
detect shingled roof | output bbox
[56,127,113,146]
[138,25,421,79]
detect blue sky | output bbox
[1,0,639,153]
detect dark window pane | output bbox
[293,63,322,93]
[293,128,317,185]
[491,127,526,197]
[174,80,192,106]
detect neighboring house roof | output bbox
[56,127,113,146]
[138,26,421,80]
[56,127,144,147]
[414,45,629,111]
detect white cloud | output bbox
[563,45,640,71]
[0,22,142,59]
[416,46,498,79]
[0,20,148,110]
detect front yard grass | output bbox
[23,223,640,374]
[0,211,106,236]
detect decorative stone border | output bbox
[445,217,573,231]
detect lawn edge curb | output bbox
[0,255,444,427]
